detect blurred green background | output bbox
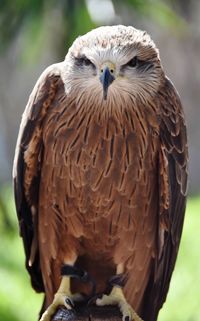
[0,1,200,320]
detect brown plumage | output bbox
[13,25,188,321]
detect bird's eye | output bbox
[75,55,94,67]
[82,57,93,66]
[127,56,138,68]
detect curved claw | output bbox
[109,274,128,288]
[64,296,74,310]
[39,294,75,321]
[96,287,143,321]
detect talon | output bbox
[64,297,74,309]
[109,274,128,288]
[40,276,76,321]
[96,286,143,321]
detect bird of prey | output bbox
[13,25,188,321]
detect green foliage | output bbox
[159,196,200,321]
[0,186,16,233]
[0,187,43,321]
[0,0,186,58]
[0,0,45,51]
[0,233,43,321]
[120,0,186,30]
[0,232,42,321]
[0,190,199,320]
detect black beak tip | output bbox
[100,67,115,100]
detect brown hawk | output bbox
[13,25,188,321]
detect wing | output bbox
[13,63,64,292]
[141,78,188,321]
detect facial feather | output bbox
[62,25,164,108]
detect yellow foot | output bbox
[39,292,73,321]
[40,274,84,321]
[40,292,84,321]
[96,287,143,321]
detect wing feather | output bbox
[13,63,64,292]
[142,78,188,321]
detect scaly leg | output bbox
[40,264,96,321]
[39,275,78,321]
[96,264,143,321]
[96,286,143,321]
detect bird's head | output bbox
[64,25,164,108]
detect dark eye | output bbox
[75,55,94,67]
[82,57,92,66]
[127,56,138,68]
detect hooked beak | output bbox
[99,63,115,100]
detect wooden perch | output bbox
[52,305,122,321]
